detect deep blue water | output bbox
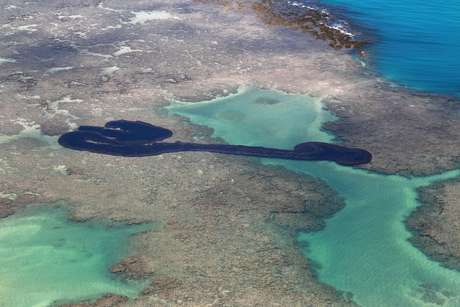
[312,0,460,96]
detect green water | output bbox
[0,204,148,307]
[168,87,460,306]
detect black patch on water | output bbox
[58,120,372,166]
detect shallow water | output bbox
[0,205,147,307]
[169,88,460,306]
[310,0,460,96]
[0,121,57,148]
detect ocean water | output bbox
[0,205,148,307]
[314,0,460,96]
[169,88,460,306]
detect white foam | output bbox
[16,24,38,32]
[46,96,82,120]
[0,192,17,201]
[1,23,38,34]
[128,11,180,25]
[328,21,354,37]
[17,94,41,100]
[287,1,315,10]
[113,46,142,56]
[101,66,120,75]
[287,0,354,38]
[0,118,57,146]
[0,57,16,65]
[53,96,83,104]
[53,164,69,175]
[74,31,87,38]
[46,66,73,74]
[82,50,113,59]
[98,2,123,12]
[101,24,122,31]
[57,15,83,20]
[66,118,78,130]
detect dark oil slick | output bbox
[58,120,372,166]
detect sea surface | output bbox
[311,0,460,96]
[169,88,460,306]
[0,205,148,307]
[2,1,458,306]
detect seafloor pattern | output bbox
[1,0,460,306]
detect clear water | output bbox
[314,0,460,96]
[0,205,148,307]
[169,88,460,306]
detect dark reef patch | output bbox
[406,181,460,272]
[58,120,372,166]
[253,0,368,49]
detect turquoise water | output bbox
[169,88,460,306]
[0,205,148,307]
[313,0,460,96]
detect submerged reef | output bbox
[3,0,460,304]
[252,0,367,49]
[407,180,460,271]
[58,120,372,166]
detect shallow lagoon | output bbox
[0,205,147,307]
[169,88,460,306]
